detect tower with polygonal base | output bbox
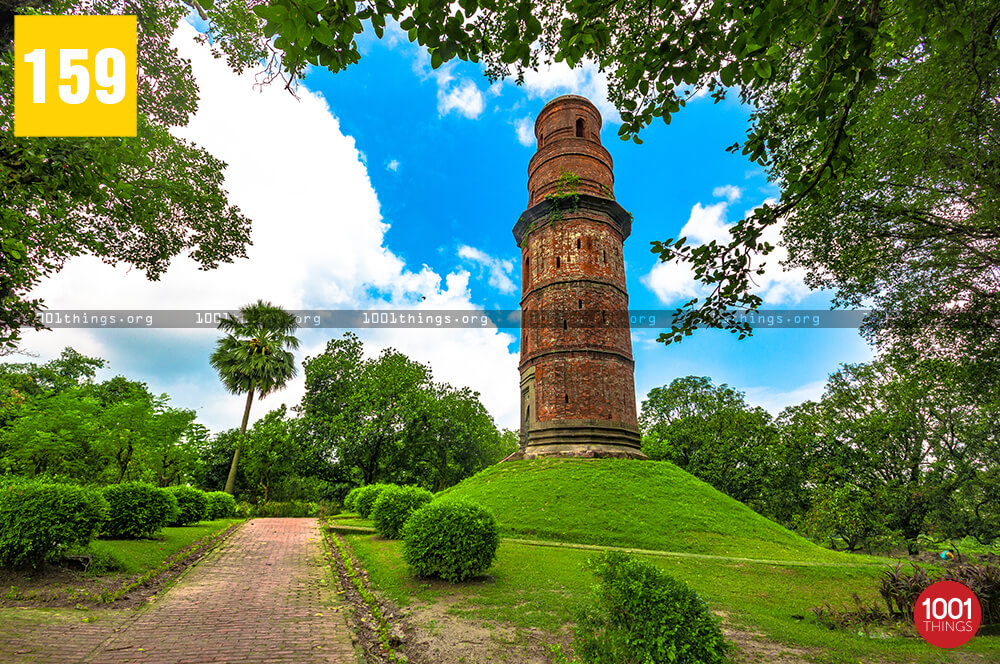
[511,95,645,460]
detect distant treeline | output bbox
[0,340,516,504]
[639,356,999,554]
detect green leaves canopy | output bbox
[1,0,251,350]
[639,376,778,507]
[0,350,201,485]
[297,332,511,489]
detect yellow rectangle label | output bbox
[14,15,138,137]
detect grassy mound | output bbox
[439,458,868,564]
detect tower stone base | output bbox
[509,419,647,461]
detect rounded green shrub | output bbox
[354,483,395,518]
[574,551,728,664]
[205,491,237,519]
[167,486,209,526]
[402,499,499,582]
[0,481,107,568]
[102,482,177,538]
[371,485,434,539]
[343,486,363,512]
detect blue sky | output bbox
[14,20,873,432]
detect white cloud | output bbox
[409,47,486,120]
[514,116,534,146]
[518,60,619,125]
[681,201,731,245]
[457,245,517,295]
[640,259,701,306]
[15,22,520,433]
[438,78,485,119]
[712,184,742,203]
[641,194,811,306]
[743,380,827,416]
[386,159,400,172]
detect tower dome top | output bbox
[537,94,601,116]
[534,95,603,146]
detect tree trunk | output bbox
[225,388,254,495]
[115,442,133,484]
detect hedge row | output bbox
[0,480,107,568]
[237,500,335,518]
[0,479,237,569]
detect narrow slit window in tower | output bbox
[577,238,581,249]
[603,249,607,263]
[578,299,583,309]
[556,256,561,268]
[602,310,606,323]
[575,118,585,137]
[563,319,567,330]
[565,394,569,404]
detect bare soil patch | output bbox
[720,621,816,664]
[323,529,563,664]
[402,599,572,664]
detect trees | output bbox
[208,300,300,494]
[398,384,514,491]
[773,6,1000,373]
[241,406,301,502]
[1,0,251,349]
[638,362,1000,552]
[646,1,999,348]
[298,332,509,490]
[0,351,201,484]
[814,357,998,552]
[639,376,778,507]
[6,0,989,363]
[747,356,1000,552]
[798,484,894,553]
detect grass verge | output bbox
[0,519,243,607]
[89,519,244,576]
[90,519,243,602]
[346,533,1000,664]
[326,528,404,663]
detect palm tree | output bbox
[209,300,300,495]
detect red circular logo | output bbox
[914,580,981,648]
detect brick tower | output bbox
[512,95,645,459]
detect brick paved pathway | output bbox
[64,518,357,663]
[0,518,356,663]
[83,518,356,663]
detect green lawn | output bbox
[345,533,999,664]
[328,513,375,531]
[438,458,878,564]
[88,519,243,576]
